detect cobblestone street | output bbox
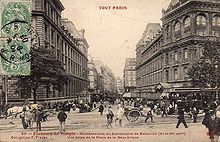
[0,106,210,142]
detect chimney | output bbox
[79,29,85,37]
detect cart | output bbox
[124,107,145,122]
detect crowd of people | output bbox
[0,99,98,132]
[95,97,220,142]
[0,97,220,141]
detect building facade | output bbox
[88,58,99,93]
[93,60,116,96]
[123,58,136,93]
[136,0,220,99]
[116,77,124,95]
[2,0,89,103]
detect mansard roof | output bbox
[137,23,161,46]
[169,0,180,7]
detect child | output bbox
[106,107,114,128]
[57,109,68,132]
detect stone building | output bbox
[1,0,89,103]
[93,60,116,96]
[123,58,136,93]
[136,0,220,99]
[116,77,124,95]
[88,57,99,93]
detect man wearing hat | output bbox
[35,106,42,132]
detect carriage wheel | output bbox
[126,110,141,122]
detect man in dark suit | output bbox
[176,109,188,128]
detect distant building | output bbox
[123,58,136,93]
[88,58,98,92]
[116,77,124,95]
[93,60,117,95]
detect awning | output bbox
[123,92,140,98]
[160,82,171,89]
[145,92,161,100]
[169,87,220,93]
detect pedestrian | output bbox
[57,109,68,132]
[192,106,198,123]
[115,104,124,127]
[144,104,154,123]
[93,102,97,109]
[202,109,216,142]
[35,107,42,132]
[212,106,220,142]
[176,109,188,128]
[99,103,104,115]
[106,106,114,128]
[20,110,28,129]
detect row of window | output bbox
[164,48,189,65]
[64,79,88,95]
[124,70,136,76]
[20,78,88,99]
[124,77,136,82]
[124,81,136,87]
[45,24,87,63]
[165,13,220,41]
[141,71,163,86]
[140,57,163,76]
[165,67,188,82]
[44,26,87,79]
[140,66,189,87]
[142,37,163,61]
[44,1,61,27]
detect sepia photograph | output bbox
[0,0,220,141]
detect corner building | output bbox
[32,0,89,99]
[3,0,89,103]
[136,0,220,100]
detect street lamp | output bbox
[215,64,219,102]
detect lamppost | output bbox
[215,64,219,102]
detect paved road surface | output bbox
[0,106,211,142]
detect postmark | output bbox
[0,0,32,75]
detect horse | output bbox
[5,106,29,119]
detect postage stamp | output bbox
[0,38,30,75]
[0,0,31,75]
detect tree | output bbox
[18,48,70,103]
[188,40,220,88]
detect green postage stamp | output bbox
[0,0,31,75]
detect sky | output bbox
[61,0,171,77]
